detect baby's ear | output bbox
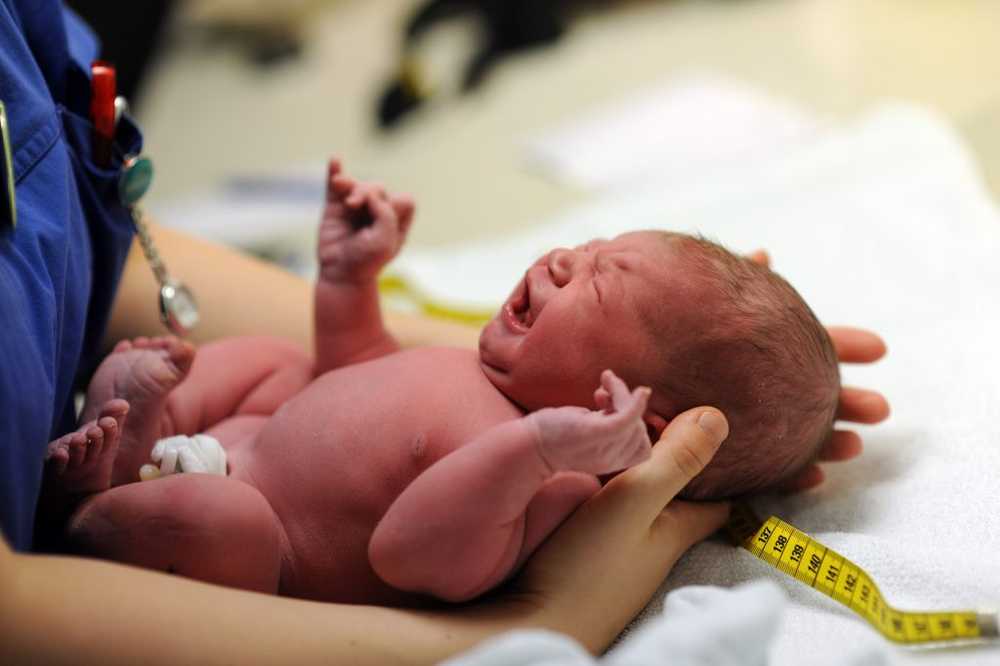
[643,411,669,442]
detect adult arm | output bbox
[0,406,730,664]
[103,221,480,352]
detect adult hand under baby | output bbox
[511,405,731,653]
[748,249,891,493]
[779,326,890,492]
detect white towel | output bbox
[445,582,798,666]
[416,104,1000,664]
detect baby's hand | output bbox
[318,159,415,283]
[529,370,652,476]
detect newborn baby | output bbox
[46,160,839,606]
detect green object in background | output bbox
[0,101,16,230]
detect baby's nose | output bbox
[548,249,576,286]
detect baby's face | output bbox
[479,231,691,411]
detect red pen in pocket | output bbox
[90,61,116,167]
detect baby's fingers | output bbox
[391,194,416,235]
[330,174,354,200]
[600,370,651,421]
[594,386,612,413]
[601,370,633,410]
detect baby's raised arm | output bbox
[368,371,651,602]
[314,160,415,374]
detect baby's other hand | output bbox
[530,370,652,476]
[318,158,415,283]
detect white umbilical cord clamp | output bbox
[139,434,227,481]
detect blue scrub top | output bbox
[0,0,141,551]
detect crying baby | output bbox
[41,159,839,606]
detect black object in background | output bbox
[379,0,593,129]
[65,1,177,105]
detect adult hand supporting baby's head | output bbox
[513,406,730,654]
[747,249,891,493]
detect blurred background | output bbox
[69,0,1000,264]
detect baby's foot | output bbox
[81,336,196,486]
[36,401,129,546]
[44,400,129,497]
[318,158,414,284]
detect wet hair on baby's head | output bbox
[640,232,840,499]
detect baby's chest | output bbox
[252,352,521,507]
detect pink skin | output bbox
[42,400,128,496]
[77,336,196,487]
[62,160,663,605]
[35,400,129,549]
[479,232,699,426]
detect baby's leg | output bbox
[66,474,286,594]
[79,337,195,486]
[161,336,314,435]
[83,336,312,485]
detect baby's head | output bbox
[479,230,840,498]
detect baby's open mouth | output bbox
[511,276,535,328]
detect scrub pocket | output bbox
[58,103,142,379]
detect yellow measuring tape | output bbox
[727,504,998,645]
[379,276,495,326]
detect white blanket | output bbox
[395,105,1000,665]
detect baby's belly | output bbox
[235,347,522,604]
[241,384,448,604]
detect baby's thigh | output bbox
[167,336,313,433]
[205,414,269,453]
[67,474,284,593]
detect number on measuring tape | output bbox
[726,505,998,646]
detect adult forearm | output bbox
[105,222,480,351]
[0,546,536,665]
[106,223,313,349]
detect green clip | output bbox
[118,155,154,208]
[0,101,16,230]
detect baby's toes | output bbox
[99,398,129,427]
[67,431,88,469]
[97,416,120,457]
[46,441,71,475]
[81,423,105,467]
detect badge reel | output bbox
[119,151,200,337]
